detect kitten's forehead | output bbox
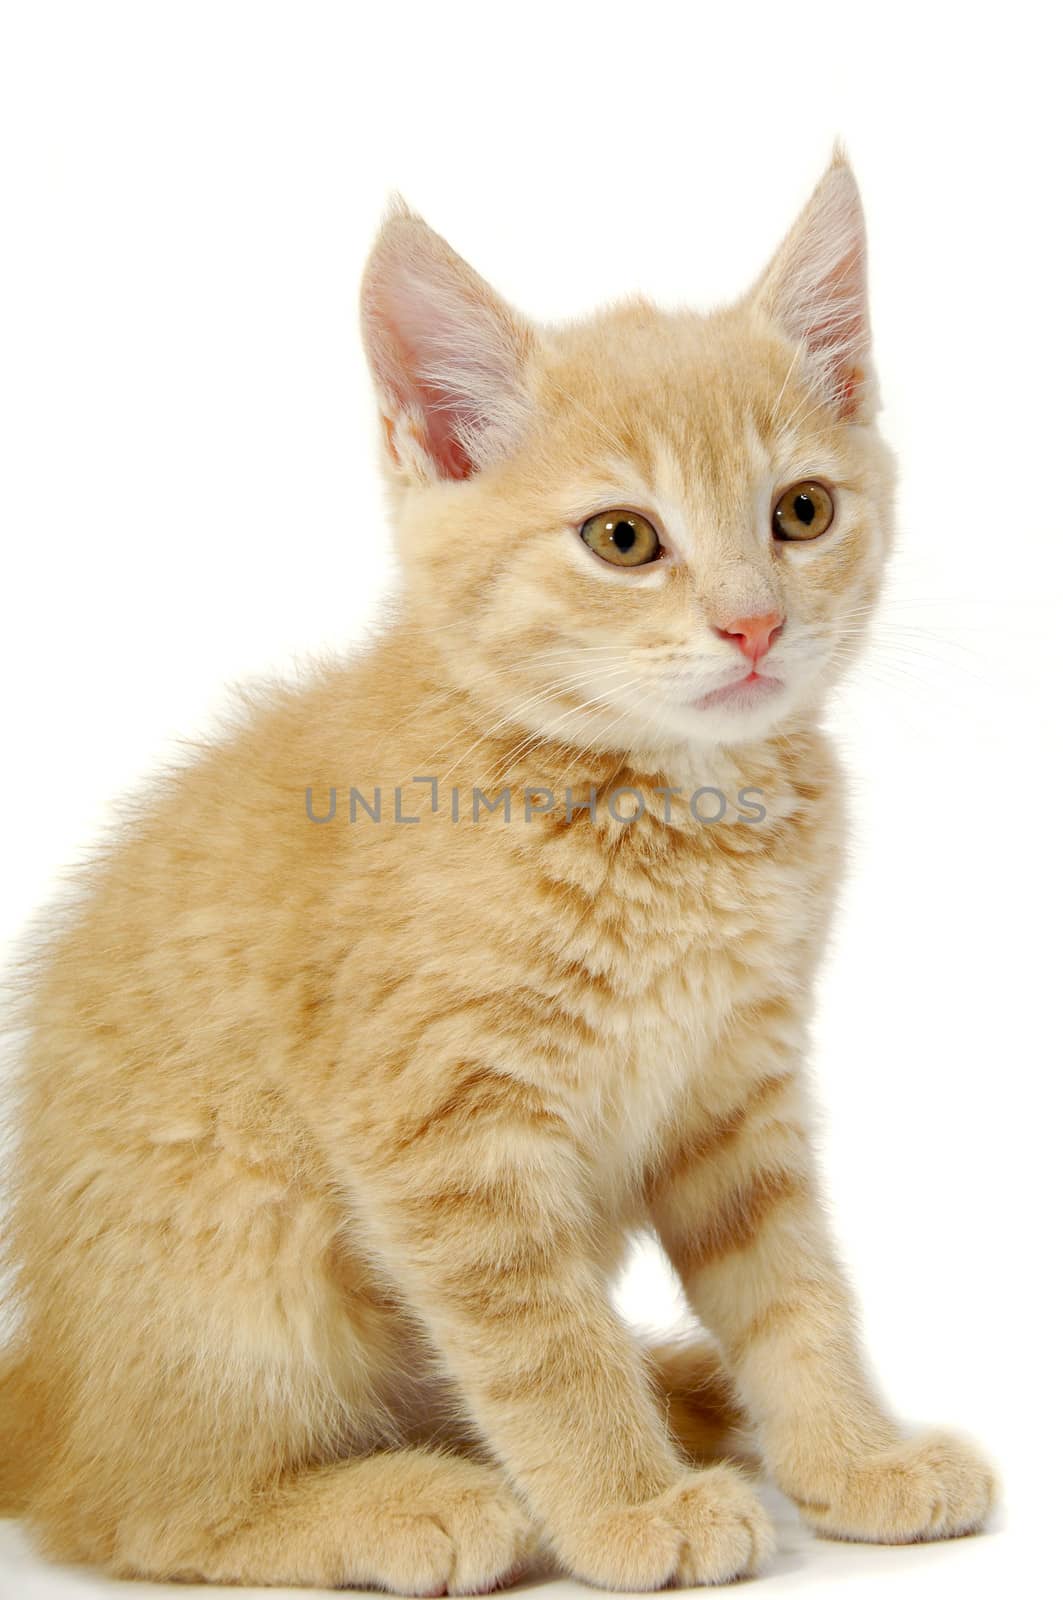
[539,303,818,535]
[543,306,801,463]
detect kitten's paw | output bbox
[554,1464,774,1590]
[792,1431,996,1545]
[350,1468,537,1596]
[437,1470,539,1595]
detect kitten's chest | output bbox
[545,806,824,1188]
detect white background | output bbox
[1,3,1060,1596]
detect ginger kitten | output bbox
[0,152,994,1590]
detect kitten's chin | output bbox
[689,671,784,714]
[641,682,811,749]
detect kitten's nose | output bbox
[715,611,785,663]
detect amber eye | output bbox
[773,481,835,542]
[580,510,662,567]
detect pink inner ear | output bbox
[371,270,478,480]
[837,372,859,418]
[805,245,867,419]
[363,232,527,483]
[760,162,872,422]
[411,375,477,481]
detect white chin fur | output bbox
[651,697,801,747]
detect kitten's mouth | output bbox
[691,671,783,711]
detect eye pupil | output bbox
[580,510,661,567]
[772,481,834,542]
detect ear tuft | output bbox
[360,208,535,484]
[754,154,874,421]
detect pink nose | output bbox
[715,611,784,663]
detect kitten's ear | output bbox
[360,202,536,483]
[752,150,874,421]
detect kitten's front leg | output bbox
[343,1063,774,1590]
[650,1007,996,1545]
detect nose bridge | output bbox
[699,554,782,634]
[680,453,782,628]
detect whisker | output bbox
[433,662,641,795]
[767,344,802,430]
[468,671,646,793]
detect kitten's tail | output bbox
[0,1348,38,1515]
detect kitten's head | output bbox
[361,152,894,758]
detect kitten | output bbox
[0,151,994,1590]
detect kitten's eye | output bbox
[773,481,835,541]
[580,510,662,567]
